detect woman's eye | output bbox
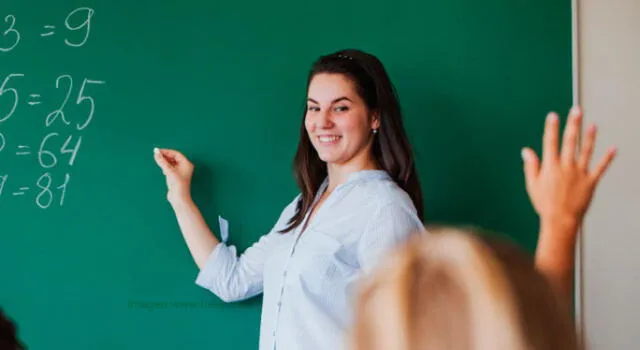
[334,106,349,112]
[307,106,320,112]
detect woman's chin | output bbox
[316,152,341,164]
[318,155,336,163]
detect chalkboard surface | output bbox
[0,1,571,348]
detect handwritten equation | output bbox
[1,7,94,52]
[1,6,106,209]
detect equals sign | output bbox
[16,145,31,156]
[40,25,55,37]
[12,187,30,196]
[28,94,42,106]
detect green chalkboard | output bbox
[0,0,571,348]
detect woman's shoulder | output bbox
[337,174,422,235]
[350,174,416,213]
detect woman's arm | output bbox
[154,148,218,269]
[170,197,220,269]
[153,147,298,302]
[521,106,616,301]
[193,197,298,302]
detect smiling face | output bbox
[305,73,380,167]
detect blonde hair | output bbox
[352,227,578,350]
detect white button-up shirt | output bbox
[195,170,424,350]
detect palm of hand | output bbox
[522,107,616,235]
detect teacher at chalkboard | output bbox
[153,49,600,350]
[154,49,425,350]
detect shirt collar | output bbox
[317,169,391,195]
[345,169,391,183]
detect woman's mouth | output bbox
[317,135,342,145]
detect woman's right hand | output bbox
[153,147,195,205]
[153,147,218,268]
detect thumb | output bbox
[522,147,539,192]
[154,148,175,175]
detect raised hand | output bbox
[522,106,616,238]
[522,106,617,298]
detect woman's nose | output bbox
[315,109,334,129]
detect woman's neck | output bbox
[326,153,379,192]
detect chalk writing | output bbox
[0,6,105,209]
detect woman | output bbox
[154,49,426,350]
[352,107,616,350]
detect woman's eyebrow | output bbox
[306,96,352,104]
[332,97,352,103]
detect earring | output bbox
[372,128,378,134]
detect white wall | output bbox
[578,0,640,349]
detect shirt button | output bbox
[282,271,287,277]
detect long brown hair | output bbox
[352,227,579,350]
[281,49,423,233]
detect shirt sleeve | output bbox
[195,195,300,302]
[357,201,425,274]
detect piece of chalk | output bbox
[218,216,229,243]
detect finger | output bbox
[591,146,617,182]
[560,106,582,166]
[153,148,176,166]
[578,124,597,170]
[542,112,560,165]
[154,148,175,175]
[522,147,540,193]
[159,148,188,164]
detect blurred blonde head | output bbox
[352,227,578,350]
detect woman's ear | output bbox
[371,111,381,130]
